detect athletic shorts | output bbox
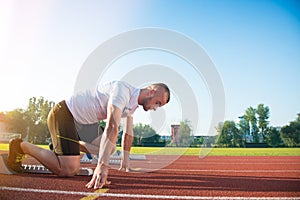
[47,100,80,156]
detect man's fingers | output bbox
[94,173,108,189]
[86,164,109,189]
[118,166,126,171]
[86,174,97,188]
[119,166,130,172]
[86,177,111,189]
[86,180,95,189]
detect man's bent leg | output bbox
[57,155,81,177]
[79,134,102,154]
[79,135,116,155]
[21,141,80,177]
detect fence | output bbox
[0,133,22,143]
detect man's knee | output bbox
[56,155,81,177]
[57,166,80,177]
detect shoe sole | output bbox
[0,154,16,174]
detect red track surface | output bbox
[0,154,300,200]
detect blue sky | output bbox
[0,0,299,135]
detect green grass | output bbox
[1,143,299,156]
[126,147,300,156]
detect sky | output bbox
[0,0,299,135]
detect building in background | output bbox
[171,124,180,146]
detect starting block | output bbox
[22,164,93,176]
[80,151,146,165]
[0,154,93,176]
[80,154,121,165]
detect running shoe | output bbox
[7,138,25,173]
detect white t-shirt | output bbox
[66,81,140,124]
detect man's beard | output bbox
[142,97,152,111]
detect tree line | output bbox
[1,97,54,144]
[1,96,164,146]
[1,97,299,147]
[215,104,300,147]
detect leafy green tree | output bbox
[280,114,300,147]
[178,120,192,147]
[257,104,270,140]
[4,109,28,138]
[244,106,259,143]
[217,120,242,147]
[24,97,55,144]
[133,123,160,146]
[25,97,54,126]
[265,127,281,147]
[3,97,54,143]
[238,116,249,145]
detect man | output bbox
[7,81,170,189]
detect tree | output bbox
[133,123,160,146]
[238,116,249,145]
[25,97,54,126]
[244,106,259,143]
[280,114,300,147]
[4,109,28,138]
[257,104,270,140]
[24,97,55,144]
[177,120,192,147]
[217,120,242,147]
[3,97,54,144]
[265,127,281,147]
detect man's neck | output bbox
[138,88,147,105]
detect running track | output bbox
[0,154,299,199]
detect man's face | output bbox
[141,88,168,111]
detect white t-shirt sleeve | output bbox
[108,82,131,111]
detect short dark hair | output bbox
[152,83,170,103]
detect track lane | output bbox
[0,155,299,199]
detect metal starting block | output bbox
[22,164,93,176]
[0,154,93,176]
[80,151,146,165]
[80,154,121,165]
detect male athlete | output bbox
[7,81,170,189]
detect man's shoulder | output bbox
[113,81,137,91]
[98,81,138,96]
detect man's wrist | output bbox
[122,150,130,160]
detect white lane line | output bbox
[172,163,300,165]
[131,168,300,173]
[162,169,300,173]
[0,186,299,200]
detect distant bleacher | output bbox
[0,132,21,143]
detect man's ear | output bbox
[148,89,155,97]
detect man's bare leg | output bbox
[79,135,116,155]
[20,141,81,176]
[79,141,99,154]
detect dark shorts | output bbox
[47,101,80,156]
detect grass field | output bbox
[126,147,300,156]
[1,143,299,156]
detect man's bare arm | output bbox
[119,116,134,172]
[86,105,122,189]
